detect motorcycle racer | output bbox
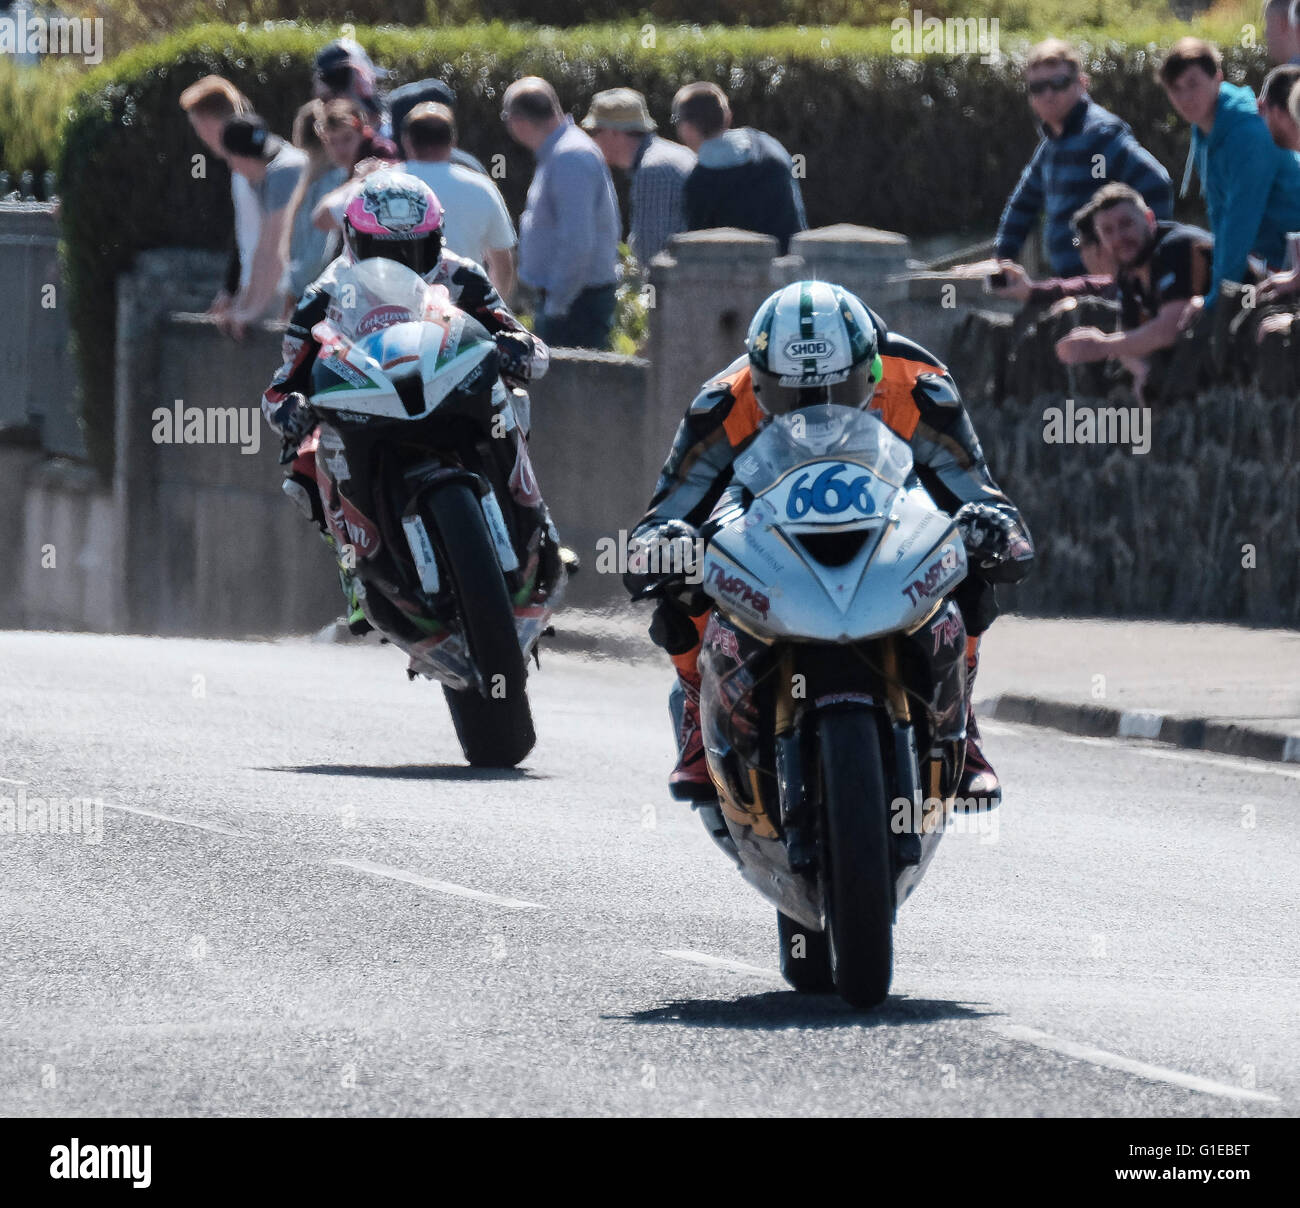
[261,170,560,629]
[624,280,1034,807]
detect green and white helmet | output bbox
[745,280,883,415]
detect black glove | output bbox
[954,502,1034,584]
[623,520,703,600]
[271,392,316,445]
[494,331,533,381]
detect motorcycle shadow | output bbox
[612,993,993,1030]
[259,763,544,782]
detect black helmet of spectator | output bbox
[221,114,284,162]
[314,37,383,123]
[389,78,458,139]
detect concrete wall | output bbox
[12,223,1293,635]
[0,203,83,458]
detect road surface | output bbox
[0,632,1294,1116]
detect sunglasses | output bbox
[1027,73,1077,96]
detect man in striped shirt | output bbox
[583,88,695,269]
[995,39,1173,277]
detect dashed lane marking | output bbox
[329,857,546,911]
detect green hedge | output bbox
[59,21,1265,473]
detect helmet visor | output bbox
[751,363,877,417]
[349,230,442,276]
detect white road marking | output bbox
[659,949,784,979]
[975,720,1021,738]
[988,1023,1281,1104]
[104,802,254,838]
[330,857,546,911]
[0,775,29,785]
[1059,735,1300,780]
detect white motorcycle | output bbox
[690,404,971,1007]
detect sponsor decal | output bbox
[322,354,372,388]
[902,545,961,606]
[785,337,836,360]
[326,495,380,558]
[703,615,740,661]
[356,304,414,336]
[931,610,963,654]
[707,564,771,620]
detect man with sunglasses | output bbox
[995,39,1172,278]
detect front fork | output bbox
[775,637,935,876]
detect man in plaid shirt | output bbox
[583,88,695,268]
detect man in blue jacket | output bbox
[1158,36,1300,307]
[996,38,1173,277]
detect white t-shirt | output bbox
[232,172,260,293]
[398,159,516,266]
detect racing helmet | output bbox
[342,170,445,275]
[746,281,883,415]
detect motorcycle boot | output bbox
[956,635,1000,810]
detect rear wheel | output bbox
[422,482,535,767]
[777,910,834,993]
[819,709,894,1008]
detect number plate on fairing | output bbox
[765,458,891,524]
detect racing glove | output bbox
[271,392,317,445]
[623,520,704,601]
[954,501,1034,584]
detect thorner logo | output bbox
[785,338,835,360]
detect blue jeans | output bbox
[535,283,617,351]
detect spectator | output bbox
[991,201,1118,306]
[995,39,1173,277]
[399,103,517,298]
[1259,63,1300,150]
[502,76,620,350]
[388,77,489,175]
[582,87,694,267]
[219,114,307,339]
[1260,79,1300,304]
[1053,183,1213,395]
[310,99,400,237]
[1158,37,1300,307]
[312,37,397,157]
[671,82,806,254]
[1264,0,1300,65]
[284,100,346,312]
[178,75,254,323]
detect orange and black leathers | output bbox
[629,314,1032,666]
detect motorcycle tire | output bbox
[421,481,535,768]
[777,909,834,993]
[819,708,894,1009]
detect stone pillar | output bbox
[645,230,785,457]
[788,224,911,312]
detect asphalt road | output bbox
[1,631,1295,1117]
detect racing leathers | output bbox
[627,312,1034,804]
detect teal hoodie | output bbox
[1181,80,1300,303]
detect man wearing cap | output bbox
[502,76,621,350]
[388,77,489,175]
[399,103,518,297]
[220,114,308,338]
[583,88,695,267]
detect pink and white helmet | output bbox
[342,170,444,275]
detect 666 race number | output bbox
[785,462,874,519]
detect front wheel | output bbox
[819,709,894,1008]
[422,481,535,767]
[777,910,834,993]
